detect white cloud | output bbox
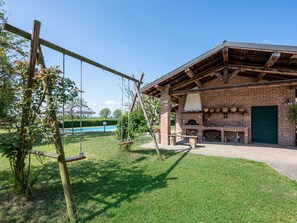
[105,100,117,105]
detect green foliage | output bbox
[99,108,111,119]
[0,61,79,197]
[113,109,122,119]
[117,108,148,140]
[0,1,27,119]
[60,118,117,128]
[288,102,297,124]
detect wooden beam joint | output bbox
[185,67,203,88]
[255,51,281,82]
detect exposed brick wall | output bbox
[160,85,171,145]
[174,75,296,146]
[175,95,186,134]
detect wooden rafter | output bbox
[154,85,165,91]
[171,78,297,95]
[255,51,281,82]
[171,65,224,91]
[225,69,240,83]
[214,72,224,81]
[184,68,203,88]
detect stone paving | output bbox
[141,141,297,181]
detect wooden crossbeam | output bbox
[171,78,297,95]
[185,68,203,88]
[3,22,139,83]
[214,72,224,81]
[171,65,224,91]
[255,51,281,82]
[224,69,240,83]
[154,85,165,91]
[229,63,297,76]
[222,47,228,62]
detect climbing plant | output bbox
[0,61,79,197]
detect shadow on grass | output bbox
[0,148,190,222]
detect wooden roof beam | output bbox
[222,47,229,62]
[171,78,297,95]
[212,72,224,81]
[229,64,297,76]
[154,85,165,92]
[255,51,281,82]
[171,65,224,91]
[185,68,203,88]
[224,69,240,83]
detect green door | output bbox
[251,106,278,144]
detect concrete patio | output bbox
[141,141,297,181]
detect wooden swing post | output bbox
[34,21,76,221]
[132,74,163,161]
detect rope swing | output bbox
[118,78,133,149]
[65,60,86,163]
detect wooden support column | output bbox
[35,21,76,221]
[160,85,171,145]
[132,75,163,160]
[129,72,144,113]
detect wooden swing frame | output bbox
[3,20,163,221]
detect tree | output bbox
[99,108,111,119]
[0,1,27,119]
[113,109,122,119]
[0,3,79,197]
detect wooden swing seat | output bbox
[30,150,61,159]
[65,154,86,163]
[118,141,133,145]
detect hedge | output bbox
[59,119,118,128]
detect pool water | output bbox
[63,125,117,133]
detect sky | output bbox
[3,0,297,116]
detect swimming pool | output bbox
[63,125,117,133]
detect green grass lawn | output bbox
[1,131,297,222]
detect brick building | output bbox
[141,42,297,147]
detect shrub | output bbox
[288,102,297,124]
[117,108,148,140]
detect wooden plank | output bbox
[65,155,86,163]
[171,78,297,95]
[185,68,203,88]
[255,51,281,82]
[3,22,139,83]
